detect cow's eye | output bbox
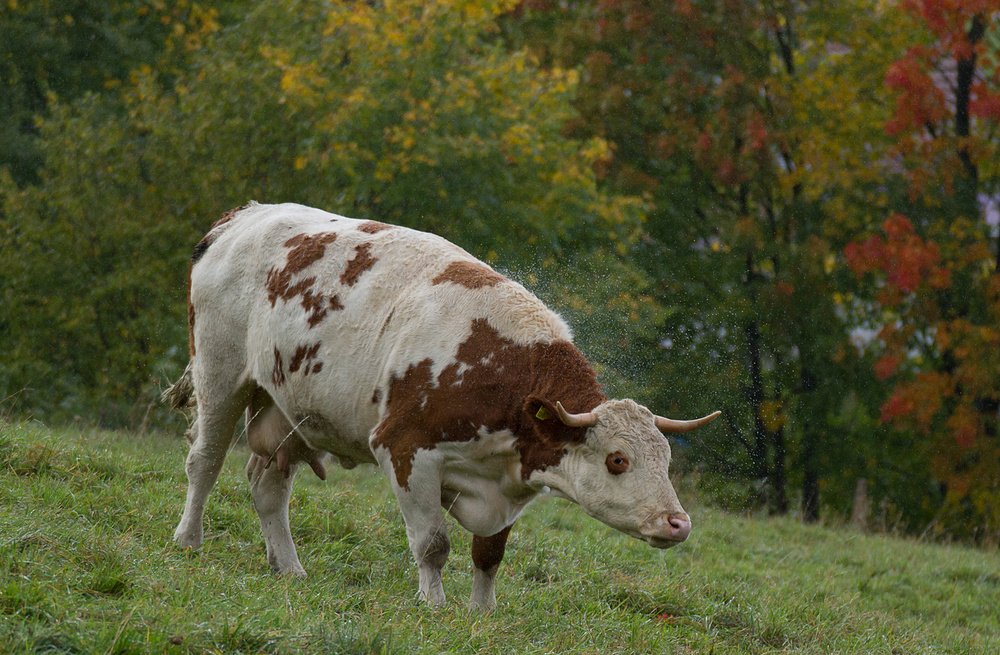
[606,451,630,475]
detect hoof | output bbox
[173,531,203,551]
[276,566,307,579]
[469,598,497,611]
[269,552,307,578]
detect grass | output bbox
[1,420,999,654]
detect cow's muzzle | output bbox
[640,512,692,549]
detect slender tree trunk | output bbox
[801,425,820,522]
[745,317,768,482]
[799,365,821,522]
[955,15,984,224]
[952,15,1000,270]
[771,423,788,514]
[742,238,770,486]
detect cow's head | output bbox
[528,398,718,549]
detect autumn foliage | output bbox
[3,0,1000,540]
[844,214,950,303]
[844,0,1000,536]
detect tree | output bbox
[0,0,224,185]
[505,0,906,519]
[845,0,1000,540]
[0,0,646,426]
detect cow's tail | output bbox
[162,361,196,411]
[162,362,198,442]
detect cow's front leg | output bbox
[246,453,306,577]
[470,525,511,610]
[412,516,450,606]
[376,448,450,605]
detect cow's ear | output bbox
[525,395,557,421]
[524,395,585,444]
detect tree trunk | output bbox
[770,424,789,515]
[745,317,768,482]
[801,426,820,522]
[955,15,983,222]
[799,366,821,522]
[851,479,870,531]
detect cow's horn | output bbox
[654,410,721,433]
[555,401,598,428]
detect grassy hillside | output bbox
[1,421,998,654]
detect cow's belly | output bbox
[284,407,378,468]
[245,369,379,463]
[245,301,385,465]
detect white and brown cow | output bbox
[166,202,718,609]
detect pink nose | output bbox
[641,513,692,548]
[666,514,692,541]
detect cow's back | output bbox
[190,203,572,456]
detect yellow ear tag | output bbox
[535,406,551,421]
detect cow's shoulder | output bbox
[371,314,602,490]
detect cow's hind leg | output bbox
[246,453,306,577]
[245,391,306,577]
[172,358,251,550]
[470,525,511,610]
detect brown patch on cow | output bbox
[301,289,331,328]
[213,203,250,231]
[266,271,314,306]
[186,264,197,357]
[271,348,286,387]
[191,235,212,265]
[357,221,394,234]
[329,295,344,311]
[431,260,506,290]
[289,342,323,376]
[282,232,338,275]
[372,318,605,489]
[372,388,382,405]
[340,242,377,287]
[266,232,339,327]
[471,525,511,573]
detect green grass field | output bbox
[1,420,998,654]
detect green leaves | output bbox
[3,0,1000,540]
[839,0,1000,540]
[505,0,1000,534]
[0,0,645,426]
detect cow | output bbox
[165,202,719,609]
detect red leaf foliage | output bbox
[887,1,1000,138]
[884,50,947,135]
[946,405,980,448]
[843,214,951,301]
[874,354,900,381]
[879,372,950,429]
[971,85,1000,121]
[905,0,1000,51]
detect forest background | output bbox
[2,0,999,543]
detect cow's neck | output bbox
[509,338,605,501]
[526,339,606,416]
[521,453,585,505]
